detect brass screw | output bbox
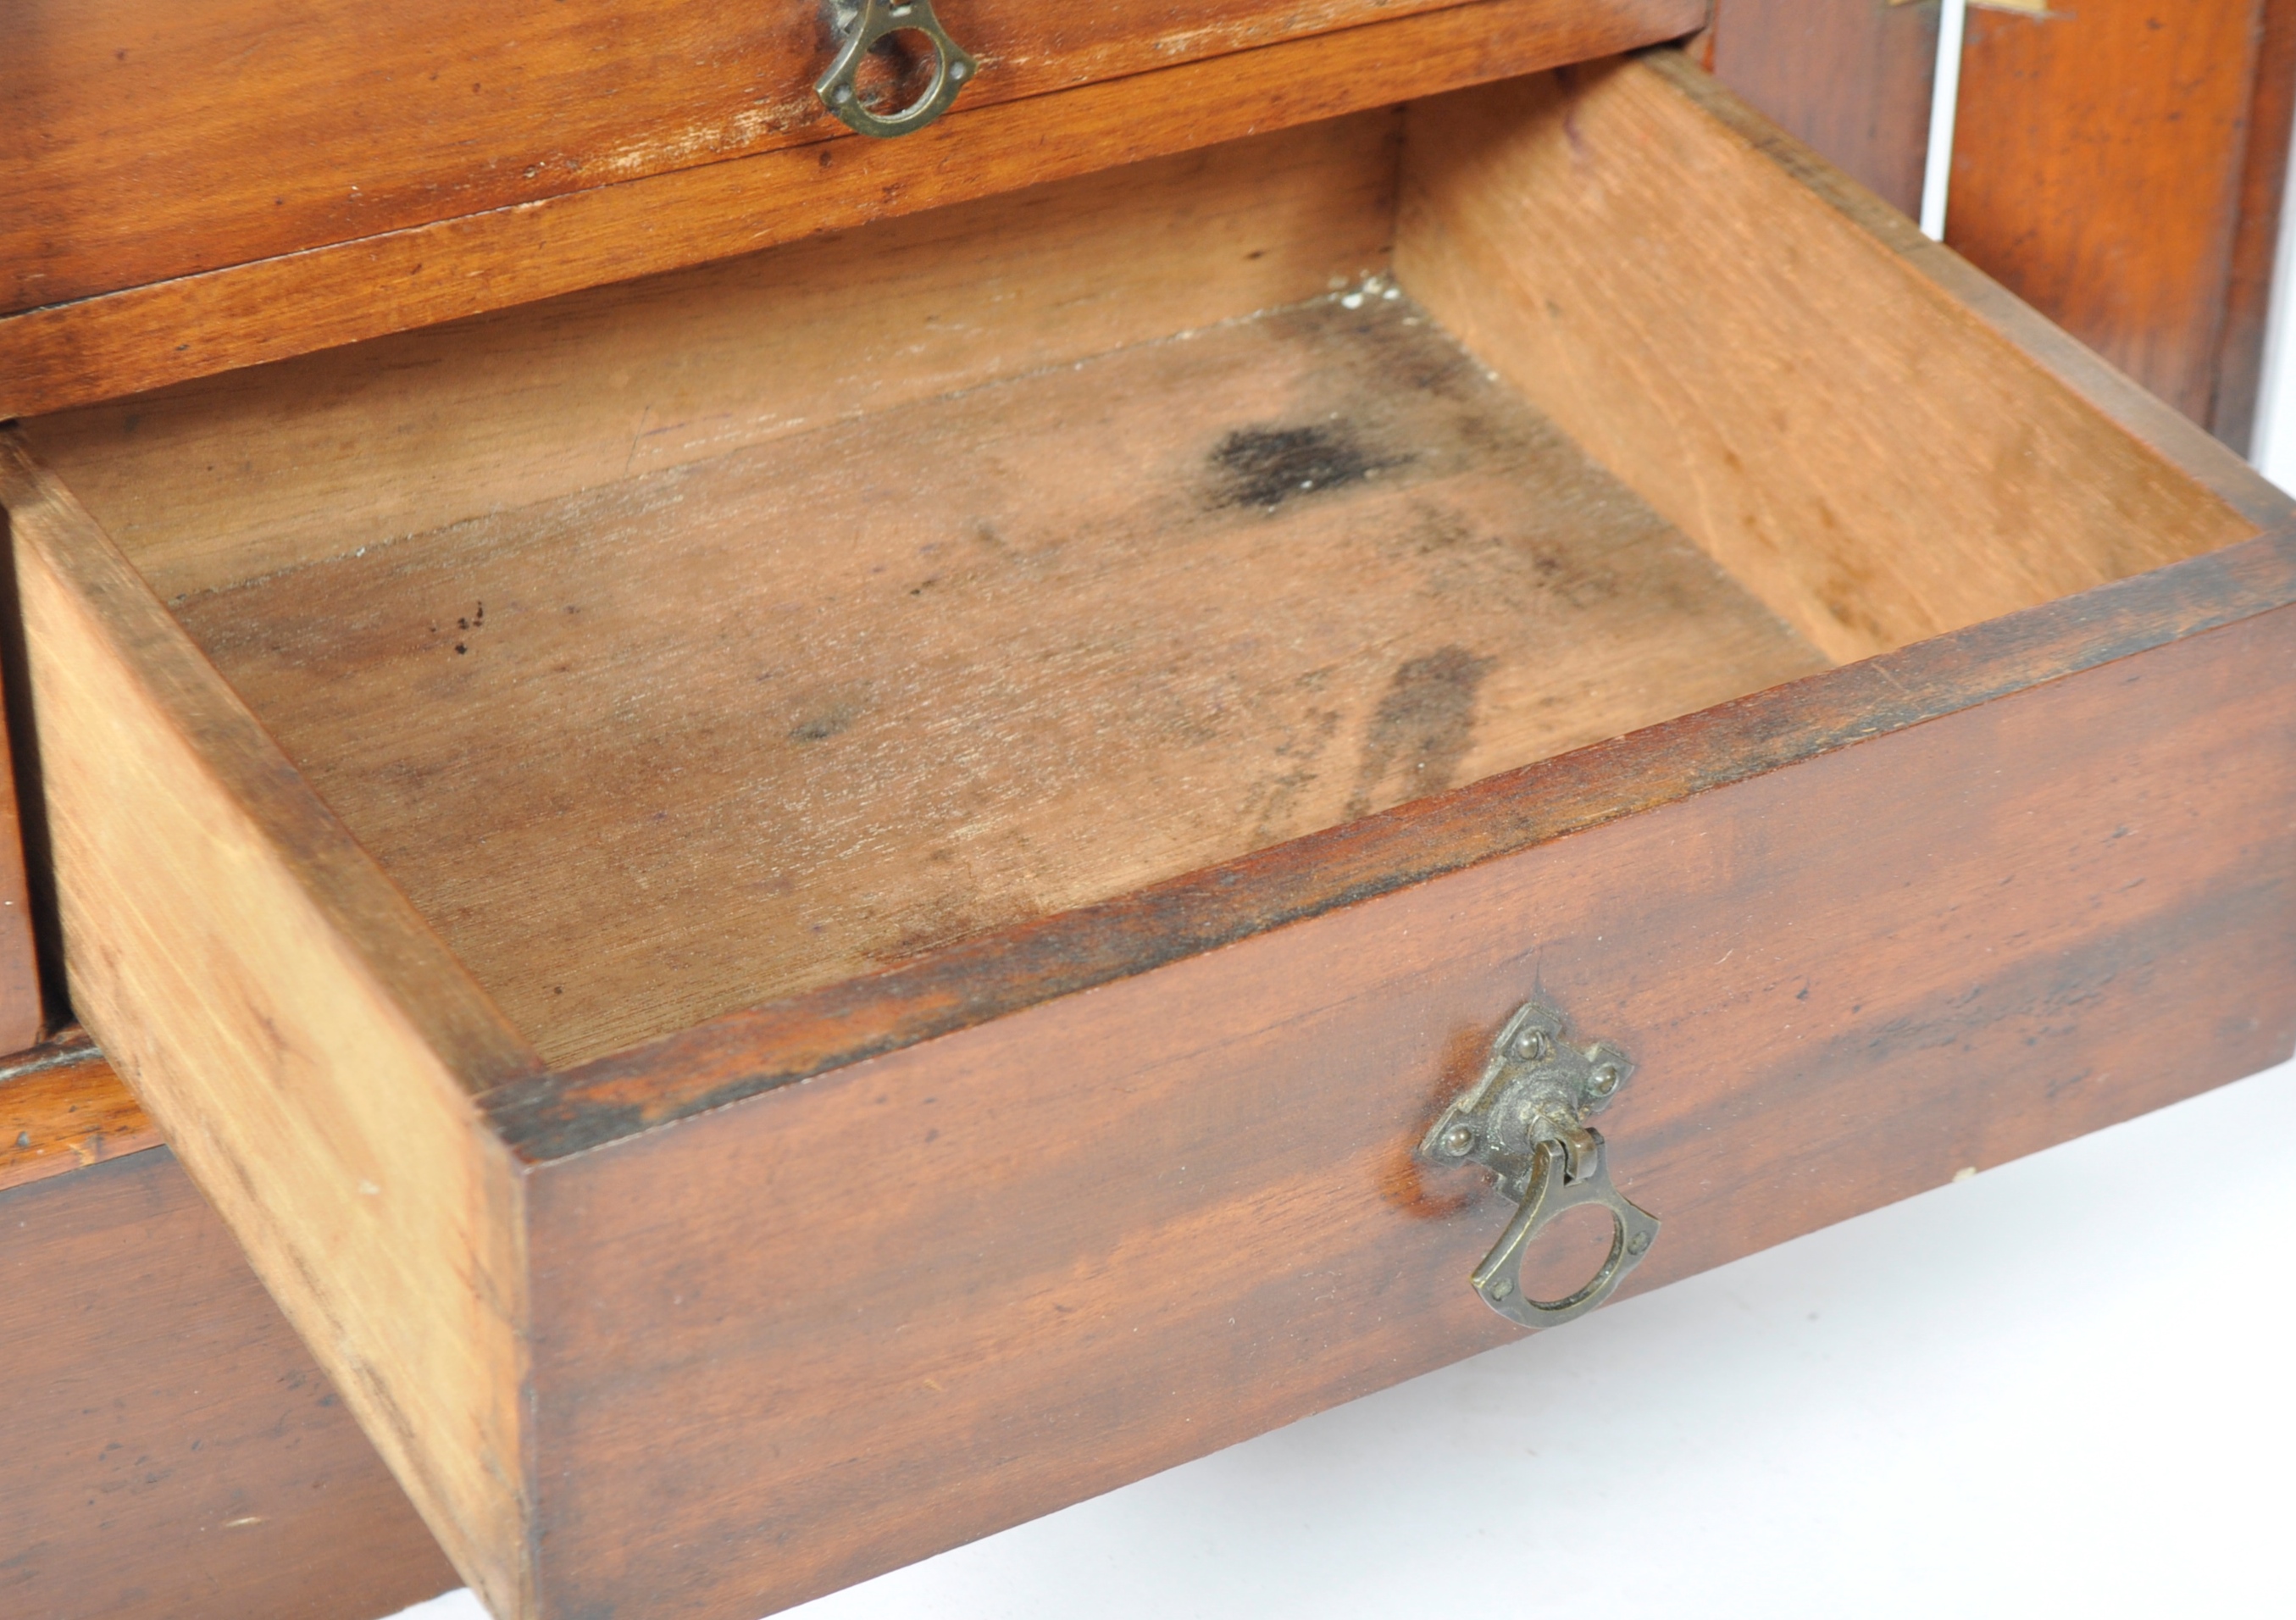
[1589,1063,1621,1099]
[1628,1230,1650,1255]
[1440,1123,1476,1157]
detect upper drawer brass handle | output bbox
[1419,999,1661,1329]
[817,0,979,138]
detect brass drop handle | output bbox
[817,0,979,139]
[1419,999,1661,1329]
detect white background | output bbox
[397,58,2296,1620]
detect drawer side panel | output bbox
[1,440,538,1616]
[526,600,2296,1619]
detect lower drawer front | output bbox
[1,1051,453,1620]
[8,46,2295,1620]
[526,589,2296,1613]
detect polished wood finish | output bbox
[1,1124,456,1620]
[0,1035,159,1193]
[0,0,1702,419]
[12,50,2294,1620]
[0,437,540,1615]
[2211,0,2296,450]
[524,562,2296,1615]
[0,0,1568,312]
[1696,0,1941,217]
[1950,0,2270,428]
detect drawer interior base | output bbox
[167,293,1825,1068]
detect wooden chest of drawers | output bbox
[4,7,2293,1618]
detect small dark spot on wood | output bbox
[14,1131,28,1148]
[454,643,468,654]
[788,702,861,743]
[121,413,141,434]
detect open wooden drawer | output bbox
[4,48,2293,1620]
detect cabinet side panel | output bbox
[1,440,536,1616]
[1702,0,1939,217]
[527,603,2296,1620]
[1950,0,2264,427]
[1395,55,2272,664]
[0,1146,458,1620]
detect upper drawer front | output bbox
[2,0,1683,314]
[0,0,1704,417]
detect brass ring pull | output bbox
[816,0,979,139]
[1421,1000,1662,1329]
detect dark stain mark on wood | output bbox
[1208,421,1389,511]
[1346,646,1495,817]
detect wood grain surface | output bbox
[26,113,1409,601]
[0,0,1570,312]
[1,437,539,1615]
[0,1035,158,1193]
[0,0,1703,419]
[158,293,1825,1069]
[519,558,2296,1620]
[1698,0,1941,217]
[1950,0,2268,426]
[0,1141,457,1620]
[1395,58,2261,666]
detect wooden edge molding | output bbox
[0,1030,158,1195]
[0,0,1702,420]
[494,522,2296,1161]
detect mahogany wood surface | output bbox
[1950,0,2270,429]
[1,1124,457,1620]
[2210,0,2296,450]
[0,0,1561,312]
[14,49,2296,1620]
[1696,0,1940,218]
[0,1035,158,1193]
[0,0,1703,419]
[523,558,2296,1618]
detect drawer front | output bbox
[526,580,2296,1616]
[0,0,1703,416]
[0,1047,454,1620]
